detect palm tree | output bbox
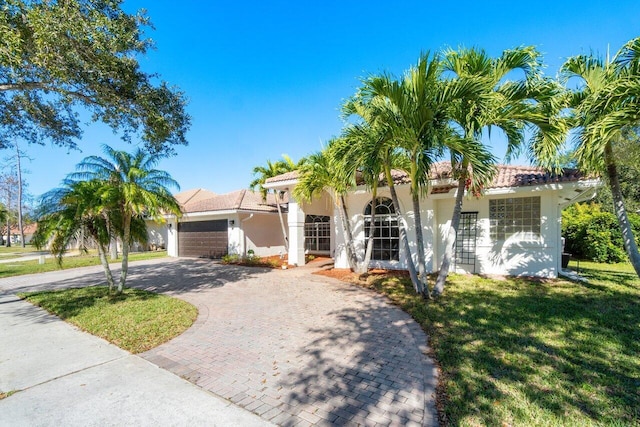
[250,155,304,253]
[342,82,426,293]
[293,141,364,271]
[533,37,640,277]
[70,145,181,293]
[34,180,118,290]
[432,46,546,296]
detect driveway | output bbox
[1,258,438,426]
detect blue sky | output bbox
[14,0,640,199]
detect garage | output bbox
[178,220,228,258]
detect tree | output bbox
[69,145,181,292]
[0,0,190,154]
[0,171,18,246]
[293,140,363,272]
[250,155,304,253]
[34,180,118,290]
[534,37,640,278]
[433,46,550,296]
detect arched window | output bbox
[364,197,399,261]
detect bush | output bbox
[562,203,640,263]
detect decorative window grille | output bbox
[455,212,478,268]
[304,215,330,252]
[364,198,400,261]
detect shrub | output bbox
[562,203,640,263]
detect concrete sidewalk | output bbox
[0,292,273,427]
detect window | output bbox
[455,212,478,266]
[304,215,330,252]
[364,198,400,261]
[489,196,541,240]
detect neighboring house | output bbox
[160,188,289,259]
[1,223,37,245]
[263,163,599,278]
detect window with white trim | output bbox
[364,197,400,261]
[489,196,541,240]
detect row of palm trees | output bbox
[259,37,640,296]
[34,145,181,294]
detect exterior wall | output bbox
[335,184,562,278]
[335,185,436,272]
[146,222,168,250]
[166,216,178,257]
[434,188,559,278]
[240,212,287,257]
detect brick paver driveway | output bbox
[1,258,438,426]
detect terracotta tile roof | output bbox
[179,189,287,214]
[264,171,299,184]
[1,223,37,235]
[365,162,586,190]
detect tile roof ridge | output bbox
[234,189,247,209]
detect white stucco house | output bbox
[149,188,288,259]
[263,163,599,278]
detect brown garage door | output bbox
[178,220,228,258]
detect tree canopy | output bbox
[0,0,190,153]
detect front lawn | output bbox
[0,250,168,278]
[345,263,640,426]
[19,286,197,353]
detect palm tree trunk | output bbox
[358,185,378,275]
[97,242,116,292]
[384,167,422,293]
[433,174,466,296]
[118,214,131,293]
[338,194,359,271]
[412,191,430,296]
[275,191,289,252]
[605,142,640,278]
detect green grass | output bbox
[0,245,38,255]
[361,263,640,426]
[0,251,168,278]
[19,286,197,353]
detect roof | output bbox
[174,188,217,207]
[179,189,287,214]
[264,162,588,192]
[1,223,37,235]
[264,171,299,185]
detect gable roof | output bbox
[264,162,588,192]
[174,188,218,207]
[179,189,287,214]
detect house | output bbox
[157,188,289,259]
[1,223,37,245]
[263,163,599,278]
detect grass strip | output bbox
[350,263,640,426]
[19,286,197,354]
[0,251,168,278]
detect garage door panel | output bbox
[178,220,228,258]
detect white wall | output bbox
[240,212,287,257]
[146,222,168,249]
[334,184,562,278]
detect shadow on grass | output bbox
[408,274,640,425]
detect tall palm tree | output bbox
[342,82,426,293]
[250,155,304,253]
[70,145,181,293]
[432,46,546,296]
[533,37,640,277]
